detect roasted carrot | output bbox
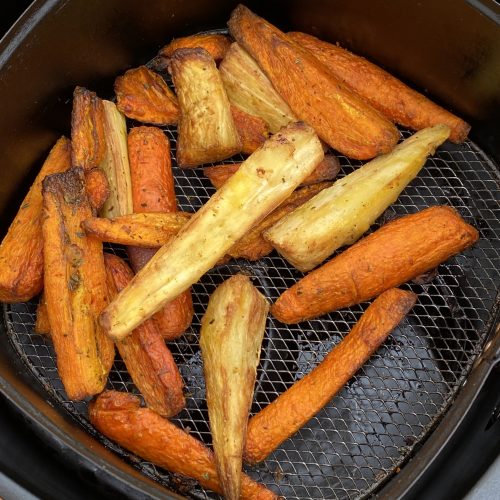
[84,168,110,212]
[288,32,470,143]
[71,87,106,170]
[203,154,340,189]
[228,5,399,159]
[157,33,231,63]
[230,105,270,154]
[127,127,193,341]
[42,167,114,400]
[245,288,416,463]
[272,206,479,324]
[0,137,71,303]
[105,254,185,417]
[114,66,179,125]
[89,391,277,500]
[35,294,50,336]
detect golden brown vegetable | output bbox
[35,294,50,336]
[42,167,114,400]
[265,125,451,271]
[245,288,417,463]
[84,168,110,212]
[127,126,193,341]
[0,137,71,303]
[89,391,277,500]
[157,33,231,63]
[114,66,179,125]
[288,31,470,143]
[203,154,340,190]
[272,206,479,324]
[104,254,185,417]
[228,5,399,159]
[200,274,269,500]
[100,122,323,341]
[230,104,270,154]
[219,42,297,133]
[171,48,241,167]
[71,87,106,170]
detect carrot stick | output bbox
[35,293,50,336]
[127,126,193,341]
[272,206,478,324]
[157,33,231,63]
[89,391,277,500]
[104,254,185,417]
[288,32,470,143]
[230,105,270,154]
[245,288,417,463]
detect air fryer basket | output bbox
[0,1,499,500]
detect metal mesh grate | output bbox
[3,55,500,498]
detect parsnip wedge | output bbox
[170,48,241,167]
[100,100,133,218]
[265,124,451,271]
[200,274,269,500]
[220,42,296,133]
[100,122,323,340]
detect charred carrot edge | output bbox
[245,288,417,464]
[230,105,270,154]
[105,254,185,417]
[0,137,71,303]
[35,293,50,336]
[89,391,277,500]
[71,87,106,170]
[272,206,479,324]
[204,154,340,190]
[288,31,470,143]
[114,66,179,125]
[158,33,231,62]
[42,167,114,400]
[228,5,399,160]
[85,168,110,212]
[127,126,193,341]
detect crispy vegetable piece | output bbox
[100,122,324,340]
[157,33,231,63]
[227,182,332,261]
[82,212,191,246]
[42,167,114,400]
[71,87,106,170]
[85,168,110,212]
[171,48,241,167]
[100,100,133,218]
[288,31,470,143]
[203,154,340,190]
[265,125,451,271]
[228,5,399,159]
[272,206,479,324]
[104,254,185,417]
[219,42,296,133]
[114,66,179,125]
[35,294,50,336]
[245,288,417,463]
[230,105,270,154]
[89,391,277,499]
[200,274,269,500]
[127,126,193,341]
[0,137,71,303]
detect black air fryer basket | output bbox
[0,1,498,499]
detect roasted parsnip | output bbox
[99,100,133,218]
[272,206,479,324]
[230,105,270,154]
[228,5,399,159]
[71,87,106,170]
[42,167,114,400]
[105,254,185,417]
[89,391,277,500]
[114,66,179,125]
[245,288,417,463]
[200,274,269,500]
[219,42,296,133]
[0,137,71,303]
[100,122,324,340]
[171,48,241,167]
[265,125,451,271]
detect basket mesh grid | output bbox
[3,81,500,499]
